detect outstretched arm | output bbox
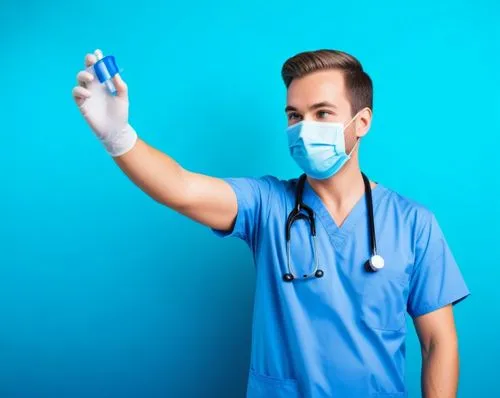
[72,50,237,232]
[114,139,237,231]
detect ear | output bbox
[354,107,372,138]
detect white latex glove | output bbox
[72,49,138,157]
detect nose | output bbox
[288,113,314,127]
[302,113,316,122]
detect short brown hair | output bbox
[281,49,373,115]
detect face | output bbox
[285,69,372,153]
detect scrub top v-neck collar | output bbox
[301,178,388,247]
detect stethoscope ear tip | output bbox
[283,270,324,282]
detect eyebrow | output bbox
[285,101,338,113]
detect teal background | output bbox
[1,0,498,396]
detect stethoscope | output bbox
[283,172,385,282]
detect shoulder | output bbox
[265,175,302,199]
[378,183,437,232]
[235,174,299,194]
[245,175,302,209]
[222,174,297,205]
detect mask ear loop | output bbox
[348,137,360,157]
[343,109,363,129]
[344,110,362,157]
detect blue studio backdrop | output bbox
[1,0,498,397]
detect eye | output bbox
[287,112,302,121]
[317,110,332,119]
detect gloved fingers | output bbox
[76,70,94,87]
[85,53,97,67]
[72,85,91,106]
[111,73,128,98]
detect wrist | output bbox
[101,123,138,157]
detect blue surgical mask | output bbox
[286,115,359,180]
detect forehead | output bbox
[286,69,348,108]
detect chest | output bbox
[255,207,414,332]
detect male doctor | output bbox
[73,49,469,397]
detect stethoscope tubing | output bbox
[283,172,381,282]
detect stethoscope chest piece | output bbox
[365,254,385,272]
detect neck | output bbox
[307,153,365,209]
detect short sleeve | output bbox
[211,175,276,248]
[407,212,470,318]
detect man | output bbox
[73,49,470,397]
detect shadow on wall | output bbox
[149,92,274,397]
[156,236,256,398]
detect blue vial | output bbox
[92,51,120,95]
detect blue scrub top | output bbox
[213,175,470,398]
